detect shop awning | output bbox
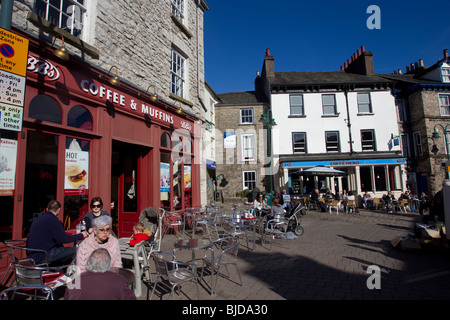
[301,165,347,177]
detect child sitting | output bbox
[126,222,152,246]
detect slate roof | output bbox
[216,91,268,106]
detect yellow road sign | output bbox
[0,28,29,77]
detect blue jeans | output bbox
[47,247,77,265]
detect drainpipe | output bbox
[0,0,13,30]
[344,88,354,155]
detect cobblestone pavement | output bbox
[138,205,450,301]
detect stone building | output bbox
[215,89,269,201]
[0,0,210,258]
[382,49,450,196]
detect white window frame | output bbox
[34,0,86,38]
[289,95,304,116]
[239,108,254,124]
[241,133,256,161]
[292,132,307,153]
[171,48,185,98]
[322,94,337,116]
[413,132,423,156]
[242,170,257,190]
[361,129,376,151]
[439,94,450,116]
[325,131,340,152]
[357,93,372,114]
[171,0,185,22]
[442,67,450,83]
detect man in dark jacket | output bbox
[64,248,136,300]
[27,200,87,265]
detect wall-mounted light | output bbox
[146,85,159,102]
[173,101,183,114]
[108,66,120,86]
[51,35,69,61]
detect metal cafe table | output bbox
[173,238,212,264]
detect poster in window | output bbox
[184,165,191,191]
[64,149,89,195]
[160,162,170,192]
[0,138,17,196]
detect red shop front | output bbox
[0,34,201,272]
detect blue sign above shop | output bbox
[206,159,216,170]
[283,158,406,168]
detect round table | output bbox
[173,238,212,263]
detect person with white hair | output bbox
[65,248,135,300]
[76,215,122,274]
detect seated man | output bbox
[310,189,326,212]
[27,200,87,265]
[64,248,136,300]
[362,191,374,210]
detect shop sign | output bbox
[0,138,17,196]
[0,103,23,131]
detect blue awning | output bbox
[206,159,216,170]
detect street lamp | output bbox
[260,108,277,195]
[431,124,450,160]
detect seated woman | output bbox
[268,197,286,221]
[253,192,268,216]
[84,197,110,234]
[76,215,122,274]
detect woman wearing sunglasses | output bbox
[76,215,122,274]
[84,197,110,234]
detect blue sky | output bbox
[204,0,450,94]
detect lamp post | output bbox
[431,124,450,179]
[260,108,277,195]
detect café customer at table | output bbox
[84,196,110,234]
[27,200,87,265]
[76,215,122,274]
[65,248,136,300]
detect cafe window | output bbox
[161,132,171,149]
[160,153,171,210]
[173,158,182,211]
[0,131,18,241]
[28,94,62,124]
[67,105,93,131]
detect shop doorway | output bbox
[111,141,150,237]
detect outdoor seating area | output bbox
[1,202,304,300]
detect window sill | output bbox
[321,113,340,118]
[357,112,375,116]
[288,115,306,118]
[169,93,194,107]
[27,12,99,59]
[171,14,193,38]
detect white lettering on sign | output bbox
[141,103,174,125]
[27,55,60,81]
[180,120,191,131]
[80,79,126,107]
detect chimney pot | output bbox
[344,62,348,69]
[444,49,449,58]
[361,45,365,53]
[340,66,344,71]
[347,58,351,65]
[398,69,402,75]
[265,48,271,57]
[357,49,361,56]
[419,59,424,67]
[406,66,410,73]
[415,62,419,70]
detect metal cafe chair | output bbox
[162,211,184,239]
[148,252,199,300]
[200,237,242,295]
[1,240,49,287]
[0,285,54,300]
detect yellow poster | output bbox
[0,28,29,77]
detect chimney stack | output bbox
[444,49,449,59]
[343,45,374,75]
[262,48,275,78]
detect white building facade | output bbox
[260,47,406,198]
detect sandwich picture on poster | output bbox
[64,149,89,195]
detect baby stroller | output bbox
[286,201,306,236]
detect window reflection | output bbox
[68,105,92,131]
[28,95,62,124]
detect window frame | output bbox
[439,94,450,116]
[396,99,407,122]
[242,170,257,191]
[171,0,185,22]
[413,131,423,156]
[289,95,304,116]
[442,67,450,83]
[361,129,376,151]
[325,131,340,153]
[292,132,307,154]
[239,108,254,124]
[33,0,86,38]
[241,133,256,161]
[171,48,185,98]
[322,94,337,116]
[357,93,372,114]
